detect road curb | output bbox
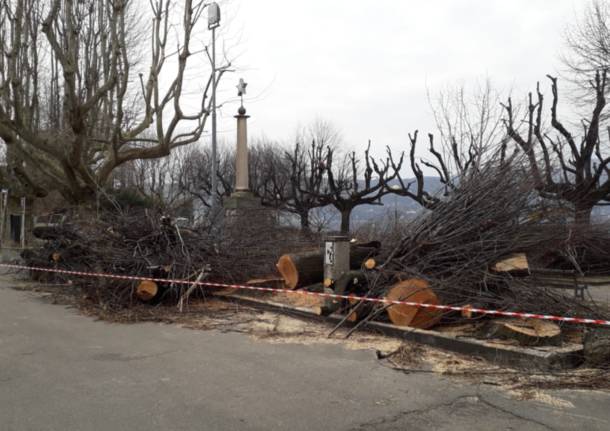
[216,292,584,371]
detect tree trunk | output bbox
[575,202,593,225]
[340,209,351,234]
[299,210,311,233]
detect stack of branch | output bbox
[24,208,316,309]
[361,159,610,327]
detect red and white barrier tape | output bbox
[2,263,609,327]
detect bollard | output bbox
[323,235,350,287]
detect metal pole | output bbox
[0,190,6,246]
[210,26,218,217]
[20,197,26,249]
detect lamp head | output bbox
[208,3,221,29]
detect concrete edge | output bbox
[215,292,584,371]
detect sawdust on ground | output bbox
[4,273,609,402]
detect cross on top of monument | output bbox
[237,78,247,97]
[236,78,247,115]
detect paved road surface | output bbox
[1,284,609,431]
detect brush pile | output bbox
[23,207,316,309]
[362,160,610,323]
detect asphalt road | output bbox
[1,284,609,431]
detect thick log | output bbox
[276,250,323,290]
[385,278,442,329]
[276,244,380,289]
[32,225,80,241]
[323,270,372,322]
[350,243,381,266]
[364,258,376,270]
[136,280,159,302]
[492,253,529,273]
[246,277,286,289]
[345,297,375,323]
[482,318,561,346]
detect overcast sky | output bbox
[209,0,584,165]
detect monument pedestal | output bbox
[224,190,262,211]
[224,191,276,227]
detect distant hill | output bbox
[350,176,443,225]
[308,176,443,230]
[307,175,610,230]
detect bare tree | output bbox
[265,120,342,233]
[320,142,401,234]
[428,79,505,176]
[178,145,233,213]
[247,140,291,208]
[176,140,288,218]
[281,140,329,232]
[0,0,229,203]
[123,146,191,209]
[388,82,510,210]
[563,0,610,99]
[503,72,610,224]
[309,205,337,233]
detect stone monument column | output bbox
[225,78,262,214]
[235,105,250,192]
[224,78,275,225]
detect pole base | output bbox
[224,191,261,209]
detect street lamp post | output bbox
[208,2,221,217]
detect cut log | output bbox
[332,270,366,295]
[32,225,79,241]
[319,271,366,316]
[492,253,529,273]
[364,258,376,270]
[583,327,610,366]
[276,244,380,289]
[385,279,442,329]
[318,287,340,316]
[345,297,375,323]
[136,280,159,302]
[461,304,473,319]
[335,270,368,320]
[276,250,323,289]
[483,318,561,346]
[346,297,360,322]
[351,243,381,267]
[246,277,286,289]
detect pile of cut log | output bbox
[269,160,610,350]
[19,159,610,355]
[275,241,380,289]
